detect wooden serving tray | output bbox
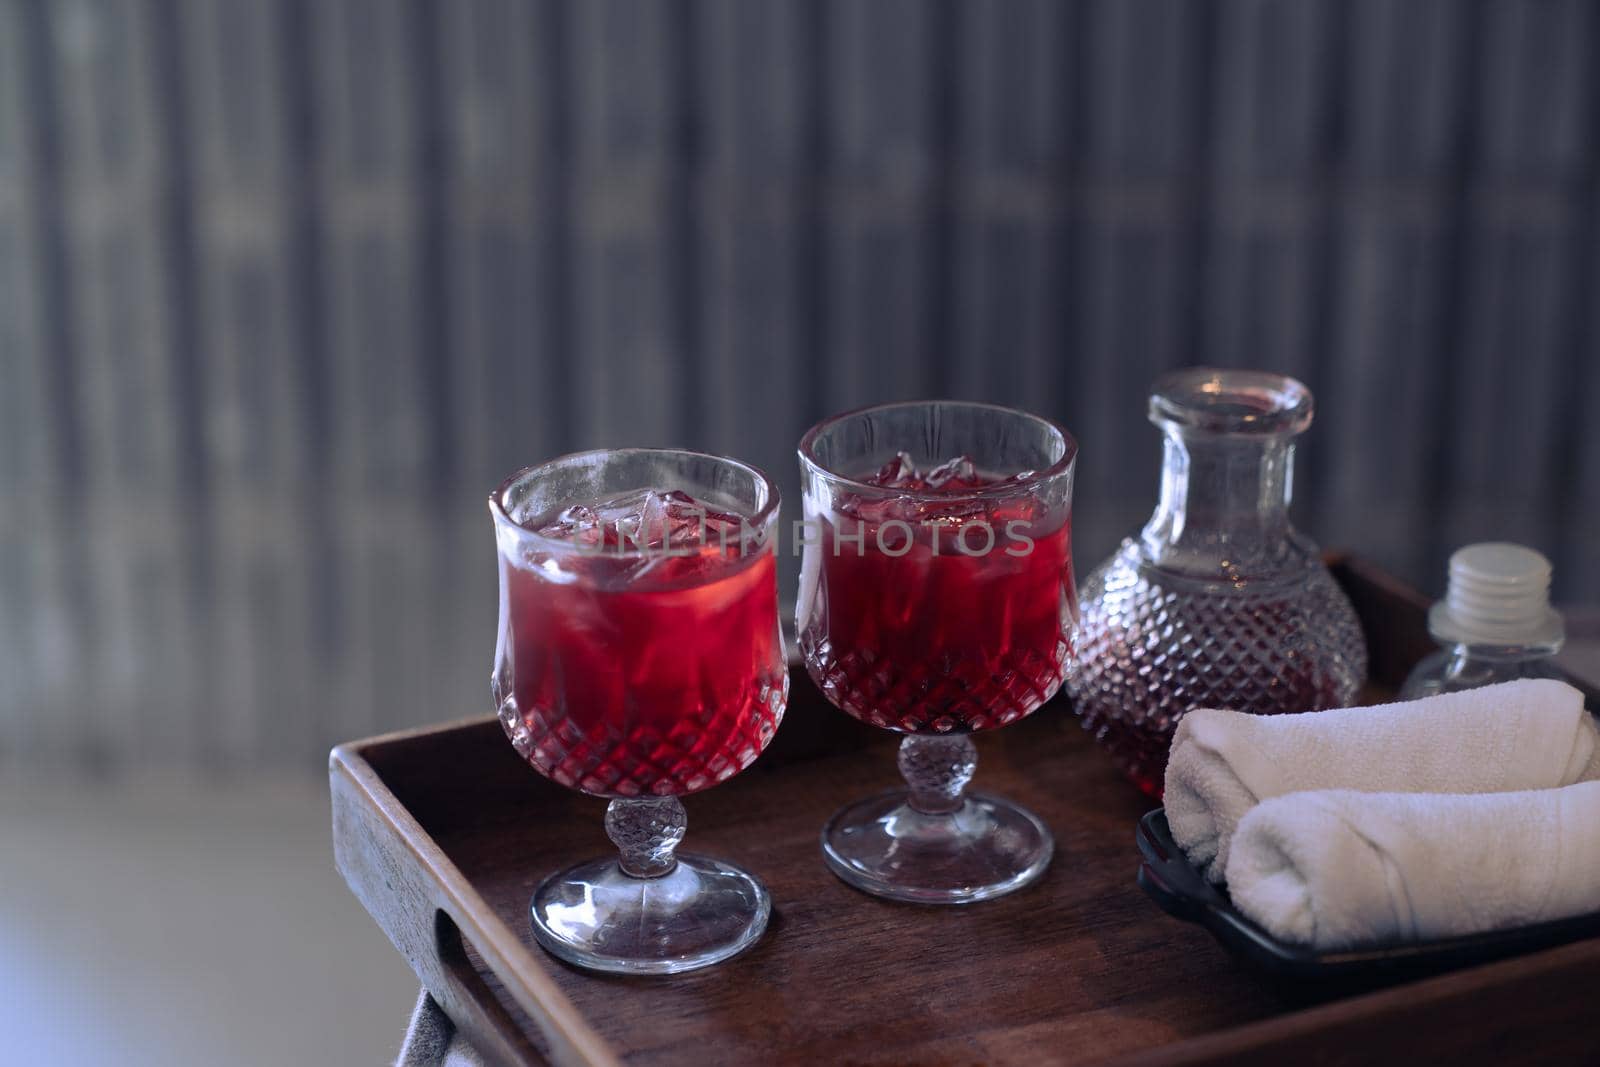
[331,557,1600,1066]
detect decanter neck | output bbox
[1138,368,1313,578]
[1145,428,1292,572]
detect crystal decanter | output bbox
[1067,368,1367,796]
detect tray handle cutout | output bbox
[435,909,553,1063]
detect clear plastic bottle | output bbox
[1399,543,1565,700]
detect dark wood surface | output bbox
[331,556,1600,1066]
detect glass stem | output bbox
[898,735,977,815]
[605,796,686,878]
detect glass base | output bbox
[530,853,770,975]
[820,790,1053,904]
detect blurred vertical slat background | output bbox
[1,0,1595,771]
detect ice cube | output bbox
[925,455,978,489]
[532,488,752,557]
[910,496,988,526]
[536,503,621,550]
[587,489,654,548]
[870,451,924,489]
[986,495,1043,527]
[849,497,909,525]
[634,489,674,549]
[699,509,747,553]
[667,490,753,553]
[657,489,709,549]
[837,452,1047,530]
[568,489,683,551]
[615,552,669,585]
[865,453,994,492]
[536,503,595,538]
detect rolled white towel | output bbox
[1225,782,1600,949]
[1165,679,1600,882]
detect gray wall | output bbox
[2,0,1596,771]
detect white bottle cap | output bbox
[1428,542,1564,648]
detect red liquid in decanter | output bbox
[1088,659,1346,797]
[798,453,1075,734]
[1072,568,1356,798]
[496,489,786,797]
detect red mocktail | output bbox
[798,453,1075,733]
[495,489,786,797]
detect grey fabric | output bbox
[398,990,489,1067]
[6,0,1600,777]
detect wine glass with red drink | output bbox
[797,402,1078,903]
[490,449,787,973]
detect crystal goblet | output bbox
[490,449,787,973]
[797,402,1077,903]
